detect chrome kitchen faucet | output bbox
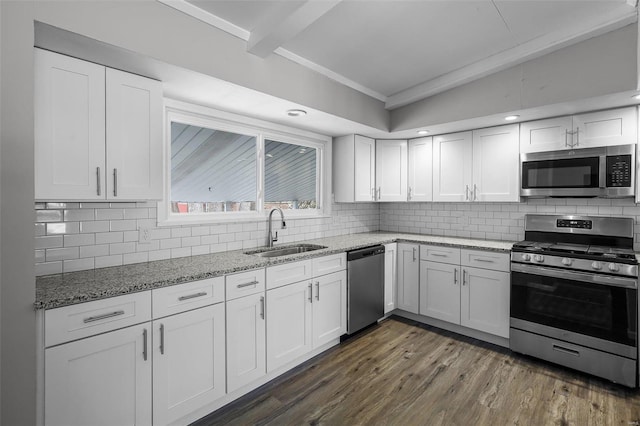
[267,208,286,247]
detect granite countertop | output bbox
[35,232,515,310]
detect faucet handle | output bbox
[282,221,286,229]
[273,231,278,242]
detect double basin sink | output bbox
[244,244,327,258]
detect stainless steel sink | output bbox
[245,244,327,258]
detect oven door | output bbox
[511,263,637,356]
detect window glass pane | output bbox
[171,122,256,213]
[264,139,317,210]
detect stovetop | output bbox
[512,240,638,263]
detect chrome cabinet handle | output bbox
[237,280,259,288]
[377,187,381,200]
[412,247,417,262]
[575,126,579,147]
[159,323,165,355]
[465,185,470,201]
[113,168,118,197]
[463,269,467,286]
[83,310,125,323]
[473,184,477,201]
[408,187,412,201]
[96,167,101,196]
[315,281,320,301]
[565,129,571,147]
[553,344,580,357]
[308,283,313,303]
[454,268,458,284]
[178,291,208,301]
[260,296,265,319]
[143,328,148,361]
[473,258,494,263]
[371,188,375,200]
[431,253,447,257]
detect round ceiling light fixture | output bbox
[417,130,429,135]
[504,115,520,121]
[287,109,307,117]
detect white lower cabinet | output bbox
[226,292,266,392]
[384,243,397,314]
[312,271,347,347]
[418,245,510,338]
[152,303,226,426]
[397,243,419,314]
[45,322,152,426]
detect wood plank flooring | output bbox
[192,317,640,426]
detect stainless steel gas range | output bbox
[510,214,638,387]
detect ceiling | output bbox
[178,0,637,109]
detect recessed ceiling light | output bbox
[505,115,520,121]
[632,94,640,100]
[417,130,429,135]
[287,109,307,117]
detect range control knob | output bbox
[591,261,602,270]
[608,263,620,272]
[522,254,531,261]
[561,258,572,266]
[533,254,544,263]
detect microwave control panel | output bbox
[606,154,632,187]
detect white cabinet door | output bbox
[266,280,312,372]
[45,323,151,426]
[460,267,510,338]
[519,116,573,153]
[408,137,433,202]
[384,243,397,314]
[396,243,419,314]
[312,270,347,348]
[472,124,520,202]
[226,293,266,392]
[153,304,226,426]
[573,107,637,149]
[35,49,106,200]
[433,131,473,201]
[419,261,460,324]
[376,139,407,201]
[106,68,163,200]
[354,135,376,201]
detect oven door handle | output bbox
[511,263,638,289]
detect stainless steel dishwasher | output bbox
[347,245,385,335]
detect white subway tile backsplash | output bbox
[95,255,123,268]
[35,223,46,237]
[124,208,149,219]
[80,221,110,233]
[64,209,95,221]
[36,261,62,276]
[109,219,137,232]
[46,247,79,262]
[80,244,110,258]
[160,238,182,250]
[171,247,191,258]
[36,210,63,223]
[47,222,79,235]
[123,252,149,265]
[96,208,124,220]
[63,234,95,247]
[110,242,136,255]
[96,231,124,244]
[36,235,63,249]
[63,258,94,273]
[148,250,171,262]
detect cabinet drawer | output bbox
[420,245,461,264]
[45,291,151,347]
[312,253,346,277]
[152,276,225,319]
[226,268,265,300]
[461,249,510,272]
[267,260,313,290]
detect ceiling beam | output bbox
[247,0,342,58]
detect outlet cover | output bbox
[139,226,152,244]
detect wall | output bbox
[1,2,36,425]
[380,198,640,251]
[35,202,380,276]
[391,23,638,132]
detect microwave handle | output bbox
[599,154,606,188]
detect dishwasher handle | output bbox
[347,245,385,261]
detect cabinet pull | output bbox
[412,247,417,262]
[308,283,313,303]
[237,280,259,288]
[473,184,478,201]
[178,291,208,301]
[454,268,458,284]
[83,310,125,323]
[260,296,265,319]
[315,281,320,301]
[96,167,101,196]
[553,344,580,357]
[465,185,470,201]
[565,129,571,147]
[377,187,381,200]
[575,126,579,147]
[473,258,494,263]
[371,188,375,200]
[431,253,447,257]
[143,328,148,361]
[113,168,118,197]
[408,187,412,201]
[159,323,165,355]
[463,269,467,286]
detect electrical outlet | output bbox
[139,226,152,244]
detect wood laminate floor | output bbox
[193,317,640,426]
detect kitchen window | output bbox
[159,101,330,225]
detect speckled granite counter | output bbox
[35,232,514,310]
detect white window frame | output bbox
[159,99,331,226]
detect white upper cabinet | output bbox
[375,139,407,202]
[333,134,376,202]
[35,49,106,200]
[472,124,519,202]
[433,131,473,202]
[106,68,163,200]
[35,49,163,201]
[407,137,432,202]
[520,107,637,153]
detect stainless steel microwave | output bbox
[520,144,635,198]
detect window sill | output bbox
[157,210,332,227]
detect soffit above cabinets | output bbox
[178,0,637,109]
